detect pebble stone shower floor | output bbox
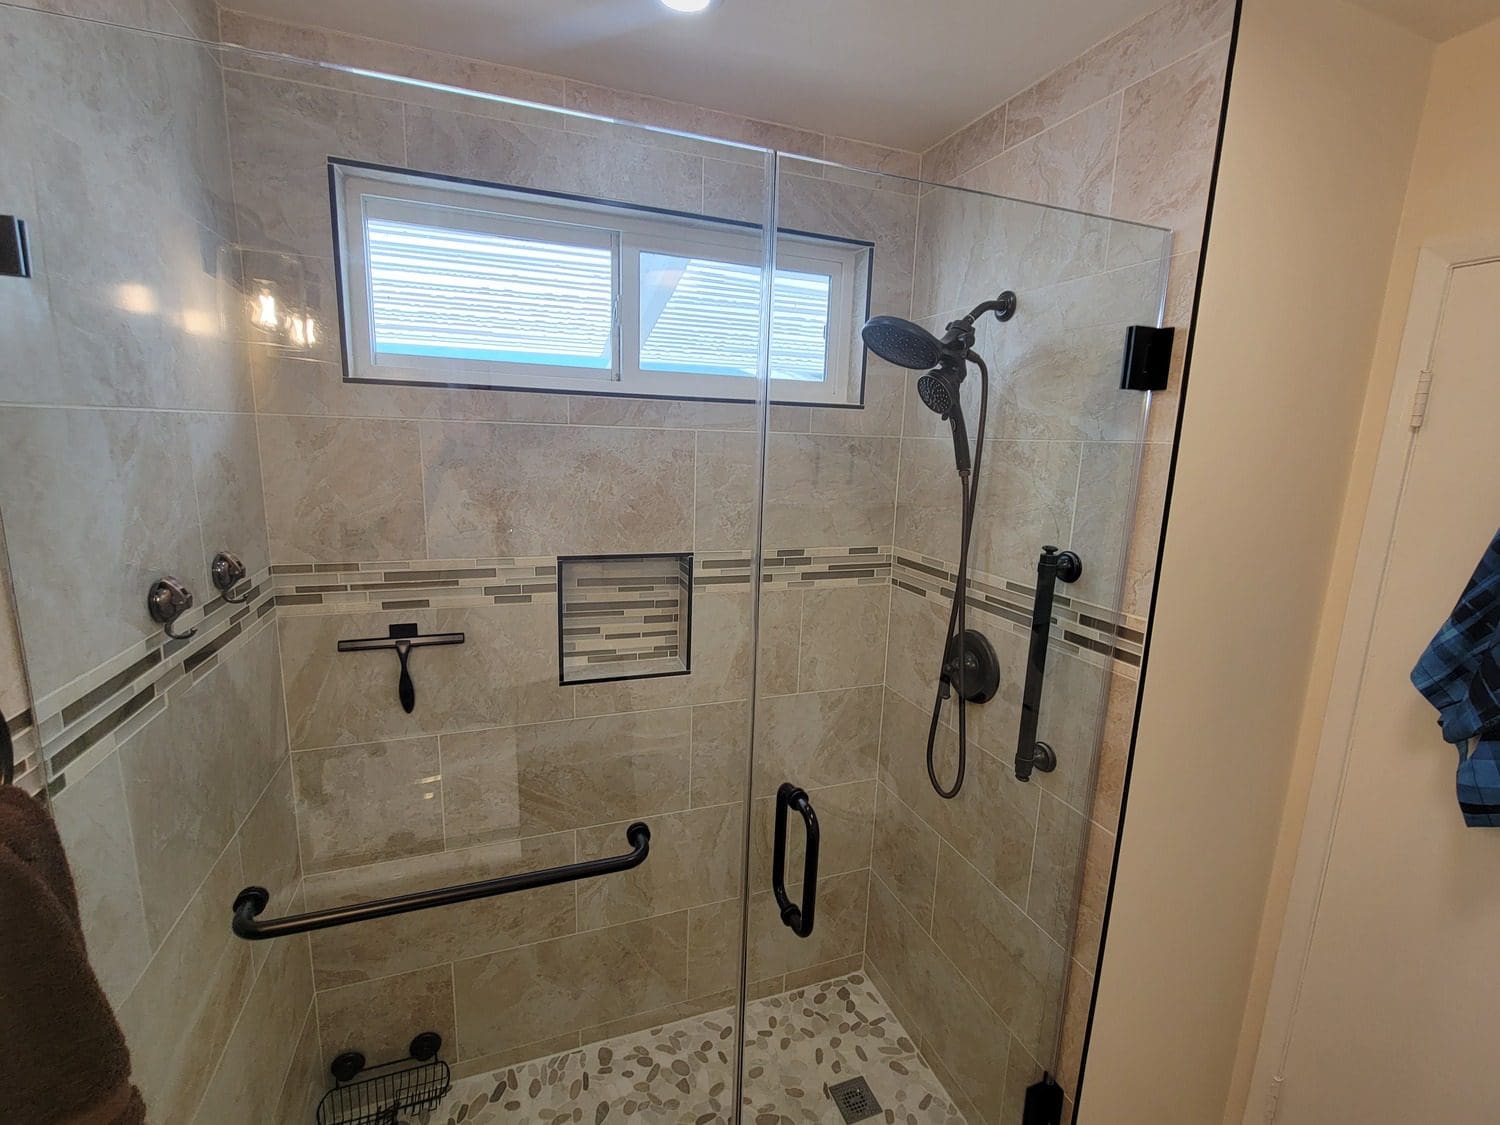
[432,973,968,1124]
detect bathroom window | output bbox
[331,162,872,406]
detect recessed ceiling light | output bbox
[660,0,713,12]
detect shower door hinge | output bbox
[1409,368,1435,430]
[1264,1074,1284,1123]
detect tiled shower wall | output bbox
[865,0,1236,1119]
[217,7,922,1088]
[0,3,318,1123]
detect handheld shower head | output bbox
[918,366,972,473]
[861,315,944,371]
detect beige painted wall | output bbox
[1228,10,1500,1118]
[1078,1,1432,1121]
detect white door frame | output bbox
[1244,232,1500,1123]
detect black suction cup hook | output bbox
[147,576,197,641]
[211,550,251,604]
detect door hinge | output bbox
[1410,368,1435,430]
[1265,1074,1284,1123]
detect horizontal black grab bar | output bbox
[232,822,650,941]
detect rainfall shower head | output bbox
[860,315,944,371]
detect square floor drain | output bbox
[827,1076,882,1123]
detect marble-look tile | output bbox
[879,688,1039,906]
[1090,672,1140,832]
[318,962,457,1064]
[798,584,889,691]
[440,708,691,843]
[292,736,443,873]
[1055,960,1095,1096]
[1070,819,1117,970]
[220,622,294,827]
[931,844,1066,1059]
[1123,442,1174,617]
[304,833,576,988]
[118,688,240,944]
[577,804,742,929]
[777,172,918,318]
[753,686,882,797]
[236,759,302,950]
[117,842,254,1125]
[809,365,908,438]
[570,395,756,431]
[1143,251,1201,444]
[1030,651,1110,817]
[188,411,271,580]
[1112,42,1230,249]
[279,603,570,750]
[224,70,406,254]
[1067,441,1144,607]
[871,781,940,929]
[865,876,1010,1120]
[921,104,1008,187]
[748,778,874,892]
[959,94,1122,215]
[194,935,314,1125]
[747,867,869,982]
[50,752,153,1005]
[575,591,752,715]
[0,528,28,724]
[405,104,704,214]
[1004,0,1235,147]
[755,588,802,698]
[258,415,427,564]
[692,431,759,552]
[272,1005,323,1125]
[689,700,750,809]
[0,407,201,697]
[1027,790,1089,946]
[421,420,694,558]
[882,584,952,721]
[453,911,689,1059]
[763,434,899,549]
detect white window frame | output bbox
[331,162,871,407]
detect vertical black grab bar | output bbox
[772,783,819,938]
[1015,546,1082,782]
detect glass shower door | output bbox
[737,153,1171,1121]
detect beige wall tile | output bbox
[931,844,1067,1059]
[798,585,889,691]
[692,431,758,552]
[272,1005,323,1125]
[1071,819,1117,970]
[1112,41,1231,250]
[452,911,688,1058]
[404,104,704,214]
[577,804,742,929]
[317,962,456,1063]
[117,842,254,1124]
[747,867,869,981]
[763,437,898,550]
[921,104,1008,186]
[1027,790,1089,946]
[224,69,405,254]
[258,415,427,564]
[871,781,940,928]
[748,778,875,890]
[237,758,302,930]
[421,420,695,558]
[959,95,1122,215]
[189,411,271,580]
[279,604,570,750]
[292,736,443,873]
[0,407,201,697]
[50,753,153,1005]
[1090,673,1140,832]
[755,589,801,698]
[753,686,881,796]
[304,833,576,987]
[689,700,750,808]
[440,708,691,842]
[195,935,315,1125]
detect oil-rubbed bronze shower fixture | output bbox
[211,550,251,604]
[147,576,197,641]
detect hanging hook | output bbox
[148,576,197,641]
[211,550,251,605]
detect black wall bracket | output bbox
[337,623,464,714]
[1,216,31,279]
[1120,324,1175,392]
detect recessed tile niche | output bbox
[557,553,693,684]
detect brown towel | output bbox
[0,786,146,1124]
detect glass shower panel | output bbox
[0,6,774,1120]
[743,154,1170,1121]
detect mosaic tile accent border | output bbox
[270,558,559,615]
[28,569,276,798]
[435,972,966,1125]
[696,545,893,590]
[892,551,1147,674]
[558,553,691,683]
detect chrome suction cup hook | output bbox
[211,550,251,604]
[148,576,197,641]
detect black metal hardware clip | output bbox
[772,783,820,938]
[1,707,13,786]
[1015,546,1082,782]
[337,623,464,714]
[233,822,650,940]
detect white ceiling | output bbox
[225,0,1171,151]
[1348,0,1500,40]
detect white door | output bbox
[1271,259,1500,1123]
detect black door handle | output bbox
[772,782,819,938]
